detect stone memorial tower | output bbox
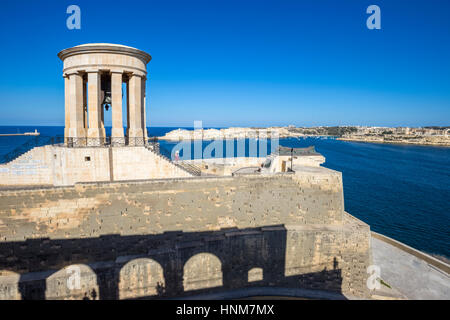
[58,43,152,146]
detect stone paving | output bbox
[371,237,450,300]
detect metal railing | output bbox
[65,137,151,147]
[147,140,160,154]
[0,136,162,164]
[156,143,172,159]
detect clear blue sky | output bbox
[0,0,449,127]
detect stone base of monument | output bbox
[0,168,374,300]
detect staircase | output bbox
[175,162,202,176]
[145,142,202,177]
[0,136,63,164]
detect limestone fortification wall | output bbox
[0,146,192,187]
[0,172,371,299]
[0,173,344,241]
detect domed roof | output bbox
[73,43,138,49]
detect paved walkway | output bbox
[371,237,450,300]
[166,287,351,300]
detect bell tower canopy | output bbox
[58,43,152,76]
[59,43,151,146]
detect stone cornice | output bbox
[57,43,152,64]
[62,64,147,77]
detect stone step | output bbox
[144,144,199,176]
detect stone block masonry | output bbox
[0,173,345,241]
[0,171,372,299]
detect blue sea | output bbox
[1,126,449,259]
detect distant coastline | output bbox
[0,129,39,137]
[337,137,450,147]
[158,127,325,141]
[158,126,450,147]
[337,126,450,147]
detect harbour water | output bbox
[1,126,449,259]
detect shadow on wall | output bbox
[0,225,346,300]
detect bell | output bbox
[101,73,112,110]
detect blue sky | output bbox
[0,0,449,127]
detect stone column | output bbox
[127,73,144,145]
[141,77,148,140]
[87,71,104,145]
[83,78,88,129]
[67,72,86,145]
[111,71,124,145]
[144,97,148,139]
[64,75,70,142]
[126,78,130,134]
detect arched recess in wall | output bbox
[45,264,98,300]
[0,270,21,300]
[119,258,165,299]
[183,253,223,292]
[248,267,263,283]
